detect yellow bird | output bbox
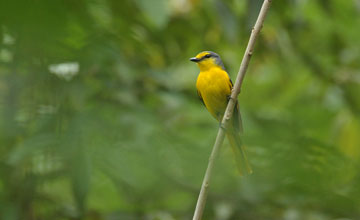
[190,51,252,176]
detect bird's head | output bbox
[190,51,225,71]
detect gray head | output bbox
[189,51,225,70]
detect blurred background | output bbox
[1,0,360,219]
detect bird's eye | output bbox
[204,54,212,58]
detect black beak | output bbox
[190,57,200,62]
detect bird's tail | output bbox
[226,131,252,176]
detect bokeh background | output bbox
[1,0,360,219]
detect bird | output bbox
[190,51,252,176]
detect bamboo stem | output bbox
[192,1,272,219]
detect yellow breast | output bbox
[196,67,232,120]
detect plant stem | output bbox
[192,1,272,219]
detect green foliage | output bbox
[0,0,360,219]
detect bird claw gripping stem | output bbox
[219,122,227,132]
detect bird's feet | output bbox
[219,122,227,131]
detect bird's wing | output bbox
[228,78,244,134]
[197,89,205,106]
[234,102,244,134]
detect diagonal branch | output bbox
[192,1,272,219]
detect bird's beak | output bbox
[190,57,200,62]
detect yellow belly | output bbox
[196,67,232,121]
